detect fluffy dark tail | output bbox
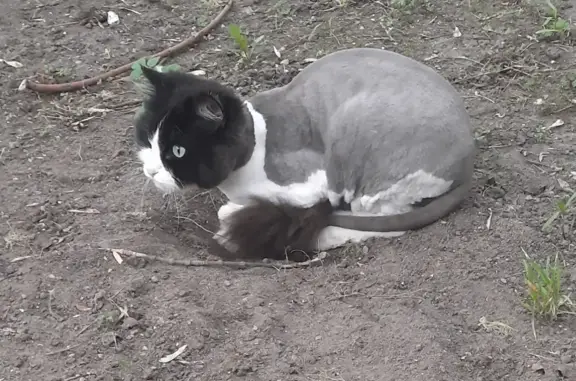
[217,198,333,262]
[217,180,470,262]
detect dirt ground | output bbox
[2,0,576,380]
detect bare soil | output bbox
[2,0,576,380]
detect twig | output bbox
[76,317,100,337]
[453,66,513,84]
[46,344,81,356]
[105,248,328,270]
[25,0,234,94]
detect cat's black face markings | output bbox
[135,66,254,189]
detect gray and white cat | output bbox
[135,48,475,261]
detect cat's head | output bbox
[134,66,253,194]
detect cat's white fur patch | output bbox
[215,101,454,253]
[137,129,179,194]
[217,102,329,208]
[315,227,404,251]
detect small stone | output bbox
[561,354,572,364]
[556,364,570,378]
[143,368,155,380]
[101,333,117,347]
[545,46,562,60]
[150,276,159,283]
[14,356,25,368]
[234,365,253,377]
[122,317,139,329]
[224,280,231,287]
[531,362,545,374]
[500,278,507,284]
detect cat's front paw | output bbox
[213,202,244,254]
[213,228,239,254]
[217,202,244,221]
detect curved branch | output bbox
[26,0,234,94]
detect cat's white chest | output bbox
[217,102,328,207]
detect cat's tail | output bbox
[216,197,334,262]
[328,179,472,232]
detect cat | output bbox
[134,48,475,262]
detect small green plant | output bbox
[543,191,576,233]
[130,56,181,81]
[522,251,574,320]
[536,0,570,39]
[228,24,264,63]
[391,0,416,10]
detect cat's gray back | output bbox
[249,48,474,196]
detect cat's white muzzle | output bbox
[143,166,179,194]
[138,147,179,194]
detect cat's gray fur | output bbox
[253,48,473,204]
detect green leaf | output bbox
[228,24,241,39]
[131,62,142,71]
[554,18,569,31]
[228,24,248,52]
[164,64,181,72]
[147,56,160,68]
[136,57,148,66]
[130,69,142,81]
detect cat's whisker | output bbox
[138,178,151,213]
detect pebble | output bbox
[561,354,572,364]
[122,317,139,329]
[545,46,563,60]
[150,276,159,283]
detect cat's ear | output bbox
[141,65,167,90]
[133,66,166,98]
[193,94,224,133]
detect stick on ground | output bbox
[25,0,234,94]
[105,248,328,270]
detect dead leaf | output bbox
[18,79,27,91]
[160,344,187,363]
[486,208,493,230]
[68,208,100,214]
[107,11,119,25]
[545,119,565,130]
[75,304,92,312]
[0,59,23,68]
[111,249,124,264]
[453,26,462,38]
[273,46,281,59]
[10,256,33,263]
[557,178,572,192]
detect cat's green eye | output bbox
[172,145,186,158]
